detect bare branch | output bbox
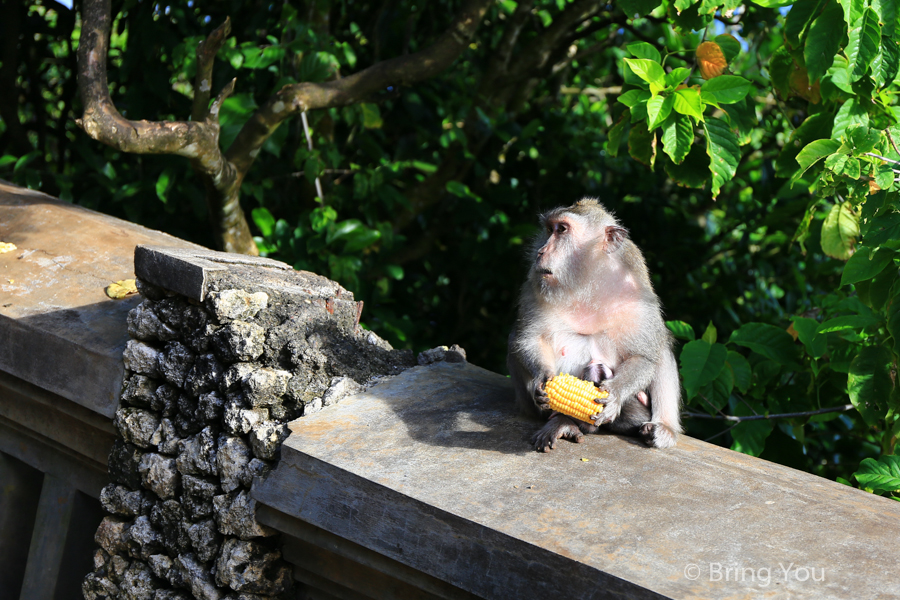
[684,404,855,422]
[193,18,232,123]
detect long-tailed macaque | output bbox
[507,198,682,450]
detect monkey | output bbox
[506,198,682,450]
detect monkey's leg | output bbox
[641,348,682,449]
[531,413,588,452]
[604,395,652,436]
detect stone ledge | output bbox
[252,361,900,600]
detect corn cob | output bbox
[544,373,608,424]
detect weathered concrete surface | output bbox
[254,361,900,600]
[0,182,201,417]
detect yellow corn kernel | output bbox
[544,373,607,424]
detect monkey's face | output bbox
[531,213,593,294]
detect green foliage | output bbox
[4,0,900,495]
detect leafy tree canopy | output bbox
[4,0,900,496]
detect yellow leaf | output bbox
[581,458,590,462]
[789,68,821,104]
[106,279,138,299]
[0,242,17,254]
[697,42,727,80]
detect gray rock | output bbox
[147,553,173,580]
[82,572,120,600]
[248,421,289,460]
[215,538,290,595]
[221,363,256,392]
[223,400,268,436]
[185,353,224,396]
[176,553,223,600]
[115,407,161,449]
[198,391,225,422]
[241,367,291,407]
[183,304,215,353]
[175,395,201,437]
[125,516,162,559]
[217,435,252,493]
[128,301,178,342]
[243,459,270,487]
[119,561,156,600]
[124,340,161,377]
[208,289,268,321]
[187,518,221,563]
[121,375,158,408]
[417,344,467,365]
[95,516,129,556]
[93,548,110,571]
[182,474,220,520]
[154,297,188,331]
[134,278,169,301]
[100,484,145,517]
[152,383,179,418]
[322,376,362,407]
[108,441,145,489]
[159,341,196,387]
[150,500,190,555]
[213,321,266,362]
[213,490,275,540]
[138,453,180,499]
[154,590,192,600]
[302,397,323,415]
[110,554,130,583]
[156,418,182,455]
[176,427,217,476]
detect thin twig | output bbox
[886,128,900,157]
[684,404,854,422]
[704,422,740,443]
[866,152,900,166]
[300,110,324,200]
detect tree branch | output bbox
[684,404,854,422]
[192,17,232,123]
[226,0,493,175]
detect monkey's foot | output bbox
[531,414,584,452]
[639,422,678,449]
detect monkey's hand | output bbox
[531,374,553,413]
[593,385,622,425]
[531,414,584,452]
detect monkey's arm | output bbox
[507,326,556,417]
[595,354,656,424]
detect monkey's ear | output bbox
[604,225,629,252]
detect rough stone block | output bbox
[100,484,146,518]
[121,374,159,408]
[147,554,173,580]
[176,427,217,477]
[417,344,467,365]
[214,539,290,595]
[322,376,362,407]
[212,490,275,540]
[159,341,196,387]
[185,353,224,396]
[248,421,289,461]
[223,401,268,436]
[108,440,145,489]
[187,518,221,563]
[150,500,191,555]
[156,418,182,455]
[241,367,291,407]
[213,321,266,362]
[95,516,129,556]
[176,553,223,600]
[182,474,221,520]
[216,435,252,493]
[197,390,225,422]
[115,407,162,449]
[152,383,179,418]
[82,572,120,600]
[128,302,178,342]
[125,515,163,559]
[208,289,269,321]
[138,453,180,500]
[123,340,161,377]
[119,561,156,600]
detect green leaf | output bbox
[848,345,892,427]
[729,322,800,366]
[872,0,899,37]
[840,0,865,30]
[385,265,404,280]
[794,139,842,179]
[704,117,741,199]
[679,340,728,400]
[873,35,900,87]
[730,407,774,457]
[665,68,692,88]
[847,8,882,82]
[623,58,666,86]
[310,205,338,232]
[673,87,704,121]
[714,34,741,63]
[775,112,833,178]
[842,246,896,285]
[864,210,900,246]
[848,125,881,153]
[805,2,846,83]
[155,169,173,203]
[769,46,795,99]
[701,321,718,344]
[647,95,674,129]
[361,103,383,129]
[607,111,629,158]
[889,290,900,354]
[855,455,900,493]
[786,0,826,49]
[0,155,17,169]
[665,144,710,188]
[446,180,480,200]
[726,350,752,393]
[792,317,827,358]
[833,99,870,139]
[699,363,734,414]
[666,320,696,341]
[817,314,880,333]
[251,207,276,237]
[343,228,382,253]
[700,75,751,104]
[628,121,657,170]
[618,89,652,108]
[626,42,662,63]
[662,113,694,164]
[751,0,794,7]
[821,201,860,260]
[619,0,663,16]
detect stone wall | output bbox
[81,247,462,600]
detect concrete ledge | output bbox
[253,361,900,600]
[0,182,202,417]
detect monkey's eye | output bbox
[554,223,568,234]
